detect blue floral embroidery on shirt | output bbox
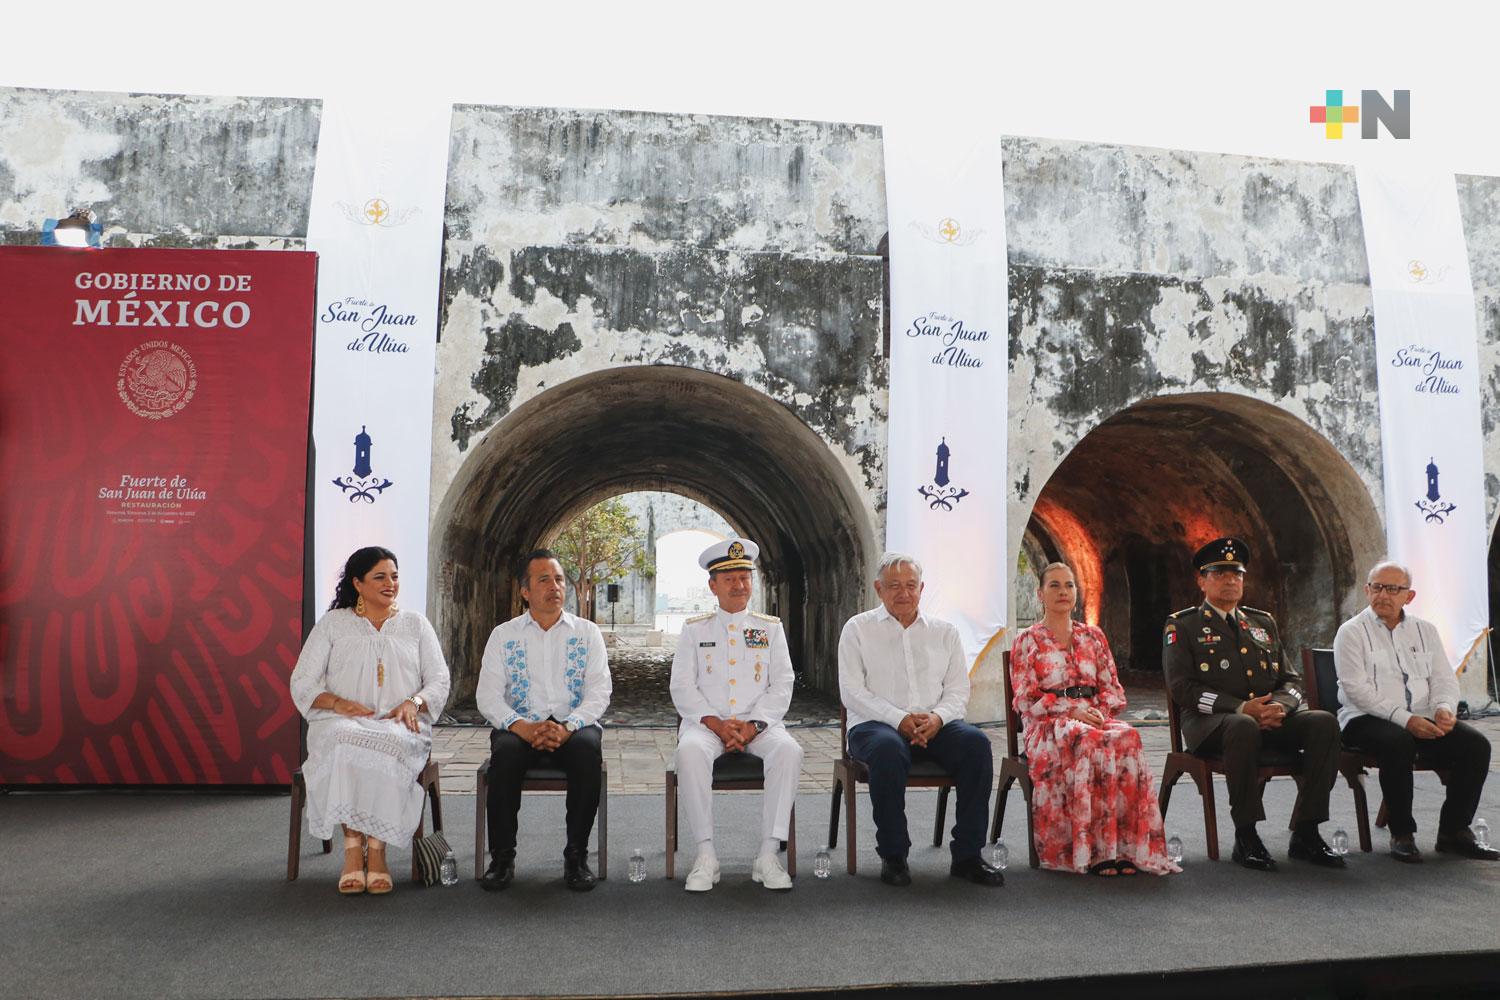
[504,639,537,721]
[564,636,588,705]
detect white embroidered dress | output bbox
[289,608,450,845]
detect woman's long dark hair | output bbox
[329,546,399,610]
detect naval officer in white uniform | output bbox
[670,538,803,891]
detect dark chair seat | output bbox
[473,753,609,880]
[1241,748,1302,768]
[712,751,766,782]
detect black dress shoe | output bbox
[564,856,597,891]
[480,857,516,891]
[879,857,912,886]
[1288,829,1346,868]
[1231,829,1277,871]
[949,857,1005,886]
[1390,835,1423,863]
[1435,830,1500,860]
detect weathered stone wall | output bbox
[431,106,888,700]
[0,86,319,248]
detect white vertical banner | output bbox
[884,125,1009,661]
[1357,166,1488,677]
[307,96,450,615]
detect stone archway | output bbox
[1020,392,1384,679]
[431,365,875,703]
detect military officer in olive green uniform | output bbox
[1163,538,1344,871]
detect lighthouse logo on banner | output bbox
[1416,457,1456,524]
[331,425,394,503]
[917,437,969,511]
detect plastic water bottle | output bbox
[628,848,647,883]
[1474,818,1491,850]
[984,838,1009,871]
[814,846,832,878]
[1331,828,1349,856]
[439,849,458,885]
[1166,832,1184,864]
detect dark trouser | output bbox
[848,720,993,863]
[1193,709,1339,831]
[486,725,602,861]
[1342,716,1492,838]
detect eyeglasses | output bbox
[1367,583,1410,595]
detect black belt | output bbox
[1043,685,1097,698]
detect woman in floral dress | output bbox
[1010,562,1177,876]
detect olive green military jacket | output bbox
[1162,603,1307,749]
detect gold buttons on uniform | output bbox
[1199,663,1209,672]
[1246,670,1253,677]
[729,659,737,665]
[730,679,737,685]
[1240,647,1248,654]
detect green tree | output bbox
[552,498,648,622]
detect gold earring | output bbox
[388,601,399,616]
[355,594,366,615]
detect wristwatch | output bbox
[565,719,580,733]
[408,694,425,712]
[751,720,767,734]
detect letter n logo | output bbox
[1361,90,1411,139]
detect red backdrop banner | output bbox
[1,247,316,785]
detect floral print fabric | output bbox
[1010,621,1178,875]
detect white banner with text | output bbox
[1357,165,1488,674]
[884,126,1009,662]
[306,97,450,616]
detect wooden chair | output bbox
[826,706,954,875]
[991,651,1040,867]
[287,758,443,882]
[665,730,796,880]
[1301,647,1449,853]
[1157,693,1303,860]
[473,755,609,880]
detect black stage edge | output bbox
[433,952,1500,1000]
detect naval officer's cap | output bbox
[1193,537,1248,573]
[699,538,759,573]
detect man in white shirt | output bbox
[670,537,802,892]
[477,548,613,891]
[1333,559,1497,862]
[837,552,1004,887]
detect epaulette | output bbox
[1240,606,1273,619]
[750,612,781,623]
[1166,607,1197,620]
[685,612,714,624]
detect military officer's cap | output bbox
[1194,536,1248,573]
[699,537,759,573]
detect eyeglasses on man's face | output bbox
[1367,583,1410,595]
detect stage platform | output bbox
[4,773,1499,999]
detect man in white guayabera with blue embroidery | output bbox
[477,548,612,892]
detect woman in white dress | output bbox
[290,547,450,894]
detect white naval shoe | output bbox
[751,853,793,891]
[684,855,721,892]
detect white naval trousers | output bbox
[675,721,803,846]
